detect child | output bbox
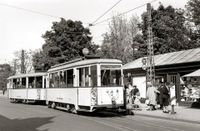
[133,92,142,110]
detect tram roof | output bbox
[8,72,47,79]
[48,58,122,72]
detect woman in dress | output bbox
[146,82,160,110]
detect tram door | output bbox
[77,67,91,107]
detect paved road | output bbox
[0,97,200,131]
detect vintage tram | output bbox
[7,72,47,103]
[7,57,124,113]
[46,57,124,113]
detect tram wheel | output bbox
[70,106,77,114]
[47,102,51,108]
[51,102,56,109]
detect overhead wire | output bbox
[92,0,158,26]
[91,0,123,25]
[0,2,61,19]
[0,2,90,25]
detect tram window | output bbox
[79,68,84,87]
[28,77,35,88]
[22,77,26,88]
[36,76,42,88]
[44,77,46,88]
[16,78,20,88]
[101,69,121,86]
[67,69,73,87]
[49,74,53,88]
[91,66,97,86]
[78,67,89,87]
[60,71,66,88]
[50,73,59,88]
[85,67,89,86]
[13,79,17,89]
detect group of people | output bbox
[125,82,141,114]
[146,81,176,114]
[124,81,177,115]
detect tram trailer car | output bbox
[46,58,124,113]
[7,73,47,103]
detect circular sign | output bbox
[82,48,89,55]
[142,58,147,65]
[142,65,147,70]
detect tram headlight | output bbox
[91,87,97,106]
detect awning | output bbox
[183,69,200,77]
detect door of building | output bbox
[167,73,181,102]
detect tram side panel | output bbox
[40,89,46,100]
[46,88,78,105]
[97,87,124,107]
[78,88,91,106]
[27,89,46,100]
[9,89,27,100]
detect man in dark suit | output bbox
[162,82,170,113]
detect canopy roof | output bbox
[183,69,200,77]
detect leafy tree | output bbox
[186,0,200,47]
[186,0,200,28]
[100,15,140,64]
[134,4,194,56]
[0,64,14,92]
[33,18,98,71]
[12,49,34,74]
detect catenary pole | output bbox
[146,3,155,84]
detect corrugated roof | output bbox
[123,48,200,70]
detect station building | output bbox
[123,48,200,106]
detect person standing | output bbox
[162,82,170,113]
[131,85,139,103]
[169,82,176,114]
[157,82,164,110]
[125,82,134,115]
[146,82,160,110]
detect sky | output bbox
[0,0,188,64]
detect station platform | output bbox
[133,103,200,124]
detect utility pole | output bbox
[21,50,25,74]
[14,59,17,75]
[146,3,155,84]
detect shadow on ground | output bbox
[77,110,128,118]
[0,115,54,131]
[191,102,200,108]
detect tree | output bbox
[0,64,14,92]
[186,0,200,28]
[134,4,195,56]
[100,15,140,64]
[12,49,34,74]
[186,0,200,47]
[33,18,98,71]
